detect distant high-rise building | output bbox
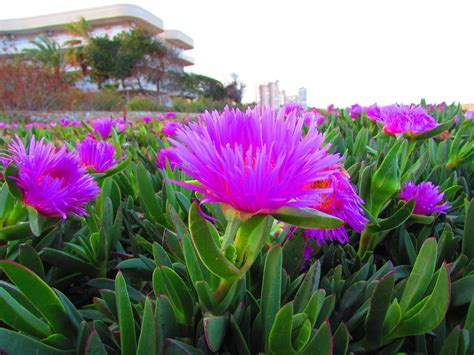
[298,87,307,108]
[259,82,307,108]
[258,81,280,107]
[258,84,270,107]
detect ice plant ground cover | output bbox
[0,102,471,354]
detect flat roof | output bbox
[0,4,165,35]
[161,30,194,50]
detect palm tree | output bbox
[23,35,65,78]
[64,17,91,76]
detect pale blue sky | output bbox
[3,0,474,106]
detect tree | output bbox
[64,17,92,77]
[224,73,245,104]
[177,73,226,100]
[85,36,120,88]
[119,28,180,94]
[23,35,66,78]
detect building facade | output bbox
[258,81,281,108]
[0,4,194,96]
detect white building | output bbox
[258,81,281,108]
[0,4,194,95]
[298,87,307,108]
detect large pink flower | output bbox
[170,106,340,214]
[6,136,100,218]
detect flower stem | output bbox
[358,228,372,258]
[221,217,241,250]
[401,140,417,173]
[213,278,235,303]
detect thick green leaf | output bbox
[371,199,415,233]
[333,322,350,355]
[399,238,437,312]
[0,261,73,336]
[370,139,406,216]
[4,163,23,200]
[152,266,194,325]
[382,299,401,336]
[115,272,137,355]
[365,272,395,346]
[164,339,203,354]
[0,287,52,338]
[294,261,321,313]
[233,213,273,272]
[315,295,336,328]
[153,242,173,268]
[300,320,332,355]
[261,245,283,351]
[136,163,167,227]
[203,315,227,352]
[188,202,241,279]
[389,263,450,338]
[155,295,176,354]
[19,243,44,278]
[0,328,72,355]
[137,297,156,355]
[294,319,312,352]
[272,207,343,229]
[229,314,251,355]
[0,222,34,241]
[0,183,12,219]
[439,326,463,355]
[194,281,219,314]
[27,206,42,237]
[462,198,474,259]
[303,289,326,327]
[451,275,474,306]
[465,297,474,354]
[40,248,99,276]
[85,329,107,355]
[268,302,296,355]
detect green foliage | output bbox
[127,95,165,112]
[0,101,471,354]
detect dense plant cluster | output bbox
[0,102,471,354]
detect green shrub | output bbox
[126,95,164,111]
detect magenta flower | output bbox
[92,117,114,139]
[348,104,363,119]
[400,181,450,215]
[170,106,341,214]
[60,118,71,126]
[6,136,100,218]
[366,104,382,122]
[284,102,303,115]
[162,121,182,137]
[77,136,121,173]
[166,112,177,118]
[379,104,439,135]
[157,113,165,120]
[143,116,151,123]
[156,148,181,170]
[304,166,367,245]
[465,110,474,120]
